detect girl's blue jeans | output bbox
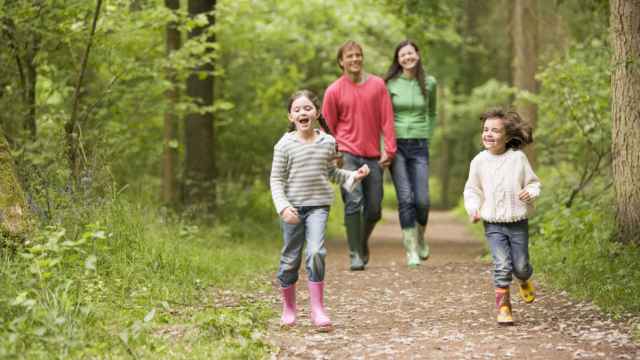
[484,219,533,288]
[390,139,430,229]
[277,206,329,288]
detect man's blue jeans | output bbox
[277,206,329,287]
[390,139,430,229]
[340,153,383,223]
[484,220,533,288]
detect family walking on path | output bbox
[269,40,540,332]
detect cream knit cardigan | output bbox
[463,149,541,223]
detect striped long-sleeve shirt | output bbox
[270,130,354,215]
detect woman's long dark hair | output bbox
[383,40,428,99]
[286,89,332,134]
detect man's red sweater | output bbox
[322,74,397,158]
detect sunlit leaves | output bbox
[534,39,612,207]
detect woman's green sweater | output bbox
[386,74,437,139]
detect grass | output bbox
[529,203,640,317]
[0,195,281,359]
[6,172,638,359]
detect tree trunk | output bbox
[438,85,450,208]
[65,0,103,184]
[184,0,216,211]
[24,36,38,140]
[610,0,640,245]
[0,132,31,243]
[512,0,539,166]
[162,0,181,205]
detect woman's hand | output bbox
[470,211,481,223]
[354,164,370,181]
[281,207,300,224]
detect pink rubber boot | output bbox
[280,284,296,326]
[308,281,332,329]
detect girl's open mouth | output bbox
[298,118,310,124]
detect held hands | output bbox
[281,207,300,224]
[354,164,370,181]
[470,210,481,224]
[518,189,533,203]
[378,151,392,168]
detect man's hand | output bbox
[470,211,481,224]
[378,151,392,168]
[281,207,300,224]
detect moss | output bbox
[0,134,32,242]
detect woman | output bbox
[384,40,437,267]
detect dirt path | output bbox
[267,210,640,359]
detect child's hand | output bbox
[333,156,344,169]
[281,207,300,224]
[354,164,370,180]
[470,211,481,223]
[518,189,533,203]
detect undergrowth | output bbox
[0,181,280,359]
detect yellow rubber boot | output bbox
[519,280,536,303]
[495,287,514,326]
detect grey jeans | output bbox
[277,206,330,287]
[340,153,383,222]
[484,220,533,288]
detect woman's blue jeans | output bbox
[390,139,430,229]
[277,206,329,287]
[484,220,533,288]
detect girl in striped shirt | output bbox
[270,90,369,330]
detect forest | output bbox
[0,0,639,358]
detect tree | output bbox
[65,0,103,184]
[1,2,42,141]
[184,0,216,210]
[610,0,640,244]
[512,0,539,166]
[163,0,181,205]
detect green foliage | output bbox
[0,193,279,359]
[1,0,637,357]
[430,80,515,207]
[530,193,640,314]
[527,35,638,316]
[212,0,404,184]
[535,40,611,207]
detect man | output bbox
[322,40,397,271]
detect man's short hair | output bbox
[336,40,363,70]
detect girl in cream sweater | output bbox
[463,108,541,326]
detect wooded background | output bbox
[0,0,638,358]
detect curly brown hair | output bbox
[480,108,533,150]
